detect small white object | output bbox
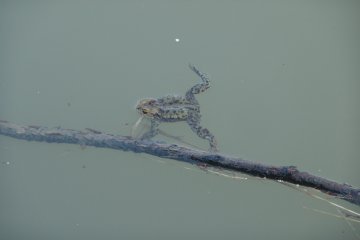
[174,38,180,42]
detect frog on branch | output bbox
[133,64,218,152]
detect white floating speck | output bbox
[5,161,10,165]
[174,38,180,42]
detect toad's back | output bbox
[153,95,199,122]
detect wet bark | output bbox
[1,119,359,206]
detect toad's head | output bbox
[135,98,159,118]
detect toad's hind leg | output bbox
[187,111,218,151]
[140,119,160,140]
[185,64,210,103]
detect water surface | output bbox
[1,1,359,239]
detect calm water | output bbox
[1,1,359,239]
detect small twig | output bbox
[0,119,359,206]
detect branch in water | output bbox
[0,119,359,206]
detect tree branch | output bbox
[1,119,359,206]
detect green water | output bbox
[1,1,359,239]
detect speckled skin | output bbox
[135,65,218,151]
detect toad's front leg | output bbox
[140,119,160,140]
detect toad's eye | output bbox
[142,109,149,114]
